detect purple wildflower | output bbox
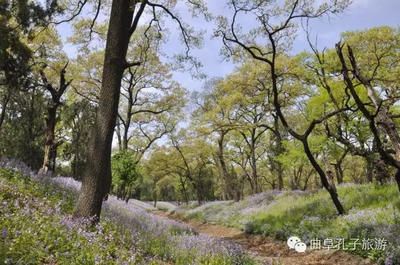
[385,255,393,265]
[1,228,7,239]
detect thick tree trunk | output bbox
[74,0,136,220]
[39,62,71,173]
[41,106,57,173]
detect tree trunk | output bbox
[41,106,57,173]
[396,169,400,193]
[277,163,284,190]
[216,131,237,200]
[115,120,122,151]
[153,182,158,208]
[178,175,189,204]
[74,0,137,220]
[26,89,36,168]
[273,114,284,190]
[122,122,129,150]
[365,156,376,183]
[303,140,345,214]
[249,130,260,194]
[0,91,11,132]
[334,163,344,184]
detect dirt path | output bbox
[155,211,376,265]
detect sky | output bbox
[58,0,400,92]
[164,0,400,92]
[54,0,400,148]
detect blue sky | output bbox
[170,0,400,92]
[59,0,400,92]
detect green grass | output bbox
[248,184,399,238]
[0,168,151,265]
[176,184,400,264]
[0,168,257,265]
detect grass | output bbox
[174,184,400,264]
[0,167,256,265]
[0,168,150,264]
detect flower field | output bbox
[0,158,255,265]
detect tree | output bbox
[170,131,216,205]
[277,139,315,190]
[74,0,204,220]
[111,151,142,202]
[306,26,400,186]
[60,98,96,179]
[336,42,400,191]
[143,147,177,207]
[0,85,47,168]
[116,51,186,162]
[216,0,350,214]
[0,0,61,132]
[192,78,241,200]
[20,25,72,174]
[38,63,71,173]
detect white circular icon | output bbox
[294,242,307,253]
[287,236,301,249]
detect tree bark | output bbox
[0,91,11,132]
[41,106,57,173]
[303,140,345,214]
[248,129,260,194]
[39,62,71,174]
[333,150,347,184]
[272,114,284,190]
[153,180,158,208]
[216,131,238,200]
[178,174,189,204]
[74,0,143,220]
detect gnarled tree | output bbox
[216,0,350,214]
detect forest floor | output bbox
[0,158,391,265]
[154,211,376,265]
[147,185,400,265]
[0,164,254,265]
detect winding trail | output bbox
[154,211,376,265]
[0,159,378,265]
